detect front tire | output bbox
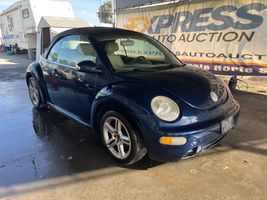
[27,76,43,108]
[100,111,147,165]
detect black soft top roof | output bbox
[45,27,149,58]
[54,27,141,40]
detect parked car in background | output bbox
[26,27,240,165]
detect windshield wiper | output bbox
[169,63,186,67]
[147,63,185,71]
[116,63,186,73]
[117,68,155,73]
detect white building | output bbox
[0,0,75,54]
[36,16,89,61]
[0,30,2,45]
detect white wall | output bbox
[0,0,74,49]
[0,5,29,49]
[30,0,74,32]
[27,33,36,48]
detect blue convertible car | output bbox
[26,27,240,164]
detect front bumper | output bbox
[137,102,240,162]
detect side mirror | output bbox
[76,60,102,73]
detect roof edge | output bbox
[0,0,26,16]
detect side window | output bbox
[22,9,29,19]
[57,35,97,67]
[47,38,63,62]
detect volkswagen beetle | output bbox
[26,27,240,165]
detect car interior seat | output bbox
[105,41,124,69]
[76,43,96,63]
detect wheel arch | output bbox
[90,82,161,135]
[91,97,142,134]
[26,62,50,103]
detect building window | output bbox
[7,16,13,31]
[22,8,29,18]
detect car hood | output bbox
[116,66,228,110]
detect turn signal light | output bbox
[159,136,187,145]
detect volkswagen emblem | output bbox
[210,91,218,102]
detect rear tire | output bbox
[100,111,147,165]
[27,76,45,109]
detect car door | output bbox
[51,35,82,117]
[53,34,107,122]
[73,38,107,121]
[40,38,64,100]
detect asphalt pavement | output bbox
[0,53,267,200]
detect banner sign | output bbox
[116,0,267,76]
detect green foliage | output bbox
[98,1,112,24]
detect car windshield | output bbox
[97,34,183,72]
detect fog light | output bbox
[159,136,187,145]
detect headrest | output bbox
[77,43,94,55]
[105,41,119,54]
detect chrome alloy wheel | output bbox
[103,117,131,159]
[28,78,40,106]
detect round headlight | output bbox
[151,96,180,122]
